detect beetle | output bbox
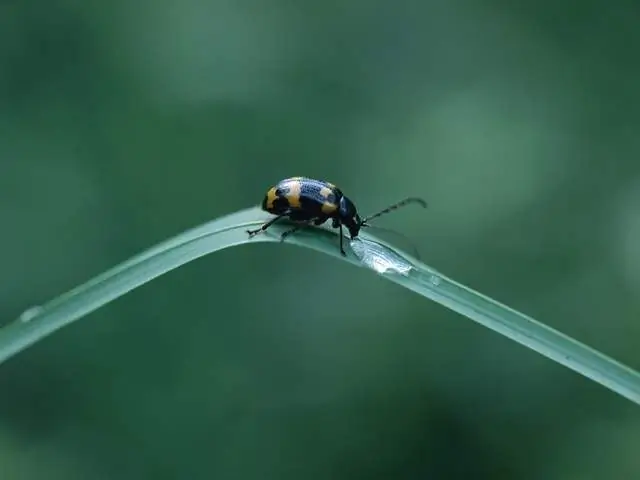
[246,176,426,256]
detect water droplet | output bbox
[429,275,441,286]
[350,238,413,276]
[19,306,43,323]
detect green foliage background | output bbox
[1,1,640,478]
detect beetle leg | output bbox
[280,225,302,241]
[247,214,285,237]
[339,223,346,256]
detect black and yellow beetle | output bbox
[247,176,426,256]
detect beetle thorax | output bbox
[338,196,362,238]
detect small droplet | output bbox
[19,306,43,323]
[429,275,441,286]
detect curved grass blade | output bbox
[1,206,639,406]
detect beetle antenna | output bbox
[360,225,422,260]
[361,197,427,224]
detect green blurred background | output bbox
[2,0,640,478]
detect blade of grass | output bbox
[1,206,639,406]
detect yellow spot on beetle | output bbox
[321,202,337,214]
[287,181,302,208]
[265,187,278,210]
[319,186,332,198]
